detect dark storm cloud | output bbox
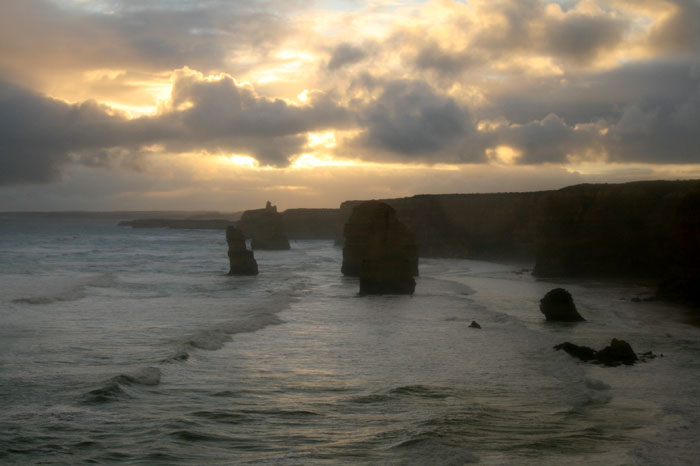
[357,80,472,157]
[327,43,368,70]
[162,71,351,165]
[497,114,602,164]
[0,74,351,185]
[411,41,482,76]
[544,13,627,64]
[481,58,700,164]
[0,79,170,185]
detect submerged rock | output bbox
[554,338,640,367]
[342,201,418,295]
[226,226,258,276]
[238,202,290,250]
[539,288,585,322]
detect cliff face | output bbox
[656,185,700,306]
[281,209,338,239]
[342,201,417,294]
[338,192,546,260]
[533,181,700,279]
[334,181,700,307]
[238,202,290,250]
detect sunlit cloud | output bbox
[1,0,699,209]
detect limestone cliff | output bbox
[226,227,258,276]
[238,202,290,250]
[533,180,700,279]
[342,201,418,294]
[656,185,700,306]
[337,192,546,260]
[281,208,338,239]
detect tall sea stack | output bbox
[226,226,258,275]
[238,201,291,250]
[342,201,418,295]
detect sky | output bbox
[1,0,699,211]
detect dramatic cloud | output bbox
[357,80,472,157]
[1,0,700,208]
[327,43,368,70]
[0,71,351,185]
[544,12,628,64]
[0,79,162,185]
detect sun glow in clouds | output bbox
[487,146,522,165]
[216,154,259,168]
[306,131,337,149]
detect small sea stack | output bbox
[226,226,258,276]
[238,201,290,250]
[342,201,418,295]
[539,288,585,322]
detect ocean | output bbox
[1,215,699,465]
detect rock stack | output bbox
[226,226,258,275]
[341,201,418,295]
[238,201,290,250]
[539,288,585,322]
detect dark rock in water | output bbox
[226,226,258,276]
[238,201,290,250]
[342,201,418,295]
[554,338,640,367]
[342,201,419,278]
[540,288,585,322]
[595,338,638,366]
[469,320,481,329]
[553,342,597,362]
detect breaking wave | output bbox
[12,273,117,305]
[82,367,161,404]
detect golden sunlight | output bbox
[215,154,260,168]
[306,131,337,149]
[486,145,521,165]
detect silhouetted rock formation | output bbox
[281,208,338,239]
[553,342,597,362]
[342,201,418,295]
[554,339,639,367]
[226,227,258,276]
[238,202,290,250]
[534,180,699,279]
[334,182,699,300]
[469,320,481,329]
[656,185,700,307]
[337,193,545,259]
[540,288,584,322]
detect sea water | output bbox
[1,215,699,465]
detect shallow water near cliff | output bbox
[1,215,700,465]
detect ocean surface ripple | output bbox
[1,216,700,465]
